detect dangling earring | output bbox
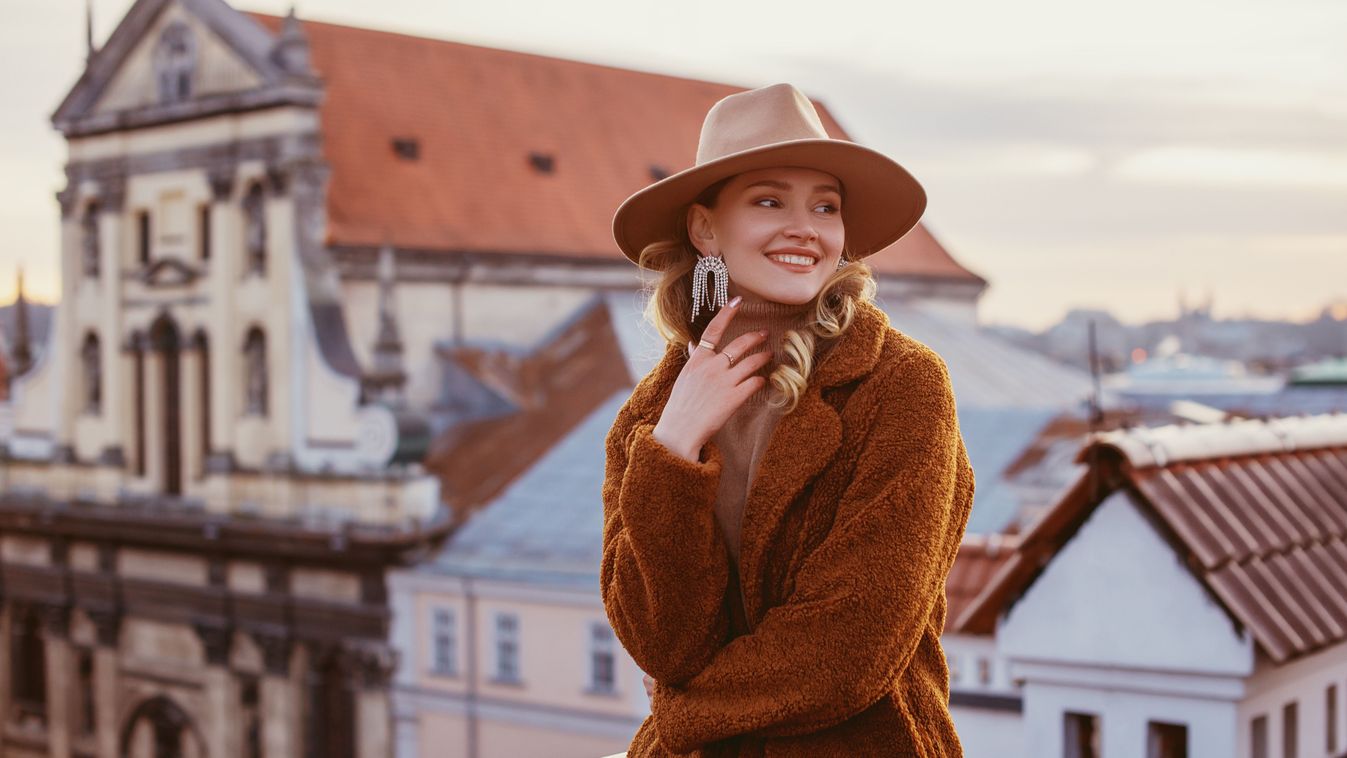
[691,253,729,321]
[837,256,850,270]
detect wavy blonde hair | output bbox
[636,178,879,415]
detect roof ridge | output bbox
[1083,411,1347,468]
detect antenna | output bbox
[85,0,95,62]
[1086,318,1105,498]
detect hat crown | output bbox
[695,83,831,166]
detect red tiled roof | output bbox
[945,533,1019,635]
[955,413,1347,664]
[247,13,981,282]
[424,296,630,521]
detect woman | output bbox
[601,83,976,757]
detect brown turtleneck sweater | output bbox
[702,297,820,638]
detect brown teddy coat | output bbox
[601,298,976,757]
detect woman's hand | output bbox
[651,296,774,462]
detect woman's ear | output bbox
[686,204,715,256]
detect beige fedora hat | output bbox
[612,82,926,265]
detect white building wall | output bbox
[1238,640,1347,758]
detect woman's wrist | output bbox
[652,421,703,464]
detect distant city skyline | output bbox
[2,0,1344,331]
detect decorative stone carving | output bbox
[253,631,293,676]
[38,604,71,639]
[207,164,236,202]
[194,622,233,666]
[86,608,122,647]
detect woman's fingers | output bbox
[695,295,743,353]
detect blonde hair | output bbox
[635,180,879,415]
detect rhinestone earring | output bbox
[691,253,729,321]
[837,257,850,270]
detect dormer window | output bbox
[391,137,420,161]
[154,20,196,104]
[528,151,555,175]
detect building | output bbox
[955,413,1347,758]
[1,0,449,755]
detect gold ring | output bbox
[723,351,737,368]
[697,339,718,352]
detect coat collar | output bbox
[629,298,892,626]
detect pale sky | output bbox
[2,0,1344,330]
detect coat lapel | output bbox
[736,299,888,626]
[626,299,892,625]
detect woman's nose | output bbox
[782,210,818,242]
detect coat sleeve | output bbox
[600,397,733,686]
[649,350,975,752]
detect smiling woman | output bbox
[601,83,976,757]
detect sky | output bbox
[1,0,1344,331]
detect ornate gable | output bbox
[52,0,317,137]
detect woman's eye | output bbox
[815,203,839,214]
[754,197,781,208]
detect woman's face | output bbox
[687,166,845,306]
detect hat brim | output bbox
[612,138,926,265]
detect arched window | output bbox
[304,647,355,758]
[153,20,196,105]
[81,201,100,278]
[81,332,101,414]
[9,605,47,730]
[196,331,211,471]
[243,182,266,275]
[243,327,267,416]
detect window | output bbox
[589,623,616,693]
[134,342,146,476]
[1063,712,1100,758]
[75,648,95,736]
[1251,715,1268,758]
[153,20,195,104]
[137,210,151,264]
[1147,720,1187,758]
[243,182,266,274]
[240,675,260,758]
[494,612,520,683]
[1329,684,1338,755]
[948,653,961,685]
[431,608,456,675]
[305,650,355,758]
[977,656,992,686]
[81,333,101,413]
[9,606,47,730]
[242,327,267,416]
[82,201,100,277]
[199,204,211,260]
[1282,701,1297,758]
[198,332,211,473]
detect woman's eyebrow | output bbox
[744,179,842,194]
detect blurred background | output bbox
[0,1,1344,757]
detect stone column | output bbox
[195,622,236,758]
[0,604,11,737]
[98,176,128,474]
[40,605,72,758]
[354,644,398,758]
[87,609,121,758]
[255,631,298,758]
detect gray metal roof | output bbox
[422,297,1105,587]
[876,299,1099,411]
[422,389,626,590]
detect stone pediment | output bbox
[140,257,202,288]
[52,0,318,137]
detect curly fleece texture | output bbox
[601,298,976,757]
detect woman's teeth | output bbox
[768,254,815,266]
